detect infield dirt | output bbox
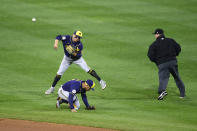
[0,119,118,131]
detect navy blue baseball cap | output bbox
[85,79,95,91]
[152,28,164,34]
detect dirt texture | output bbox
[0,119,118,131]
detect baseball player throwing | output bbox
[45,31,106,94]
[56,79,96,112]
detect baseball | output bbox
[32,17,36,22]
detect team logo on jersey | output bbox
[76,47,80,51]
[72,90,76,94]
[62,36,66,40]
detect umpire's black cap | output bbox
[152,28,164,34]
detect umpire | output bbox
[147,28,185,100]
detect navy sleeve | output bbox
[56,35,62,40]
[81,93,90,107]
[68,93,74,109]
[68,82,80,109]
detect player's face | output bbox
[83,82,91,91]
[72,34,80,42]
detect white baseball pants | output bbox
[58,87,80,109]
[57,55,90,75]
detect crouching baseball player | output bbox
[45,30,106,95]
[56,79,96,112]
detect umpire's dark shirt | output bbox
[148,35,181,65]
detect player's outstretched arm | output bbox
[54,39,59,50]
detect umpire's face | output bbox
[155,34,160,38]
[72,34,80,42]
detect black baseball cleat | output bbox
[57,96,61,100]
[158,91,168,100]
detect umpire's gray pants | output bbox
[158,60,185,97]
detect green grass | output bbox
[0,0,197,130]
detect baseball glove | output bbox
[85,106,96,110]
[66,45,75,54]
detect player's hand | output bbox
[54,45,58,50]
[54,40,59,50]
[72,52,77,56]
[71,109,77,112]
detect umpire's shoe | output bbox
[158,91,168,100]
